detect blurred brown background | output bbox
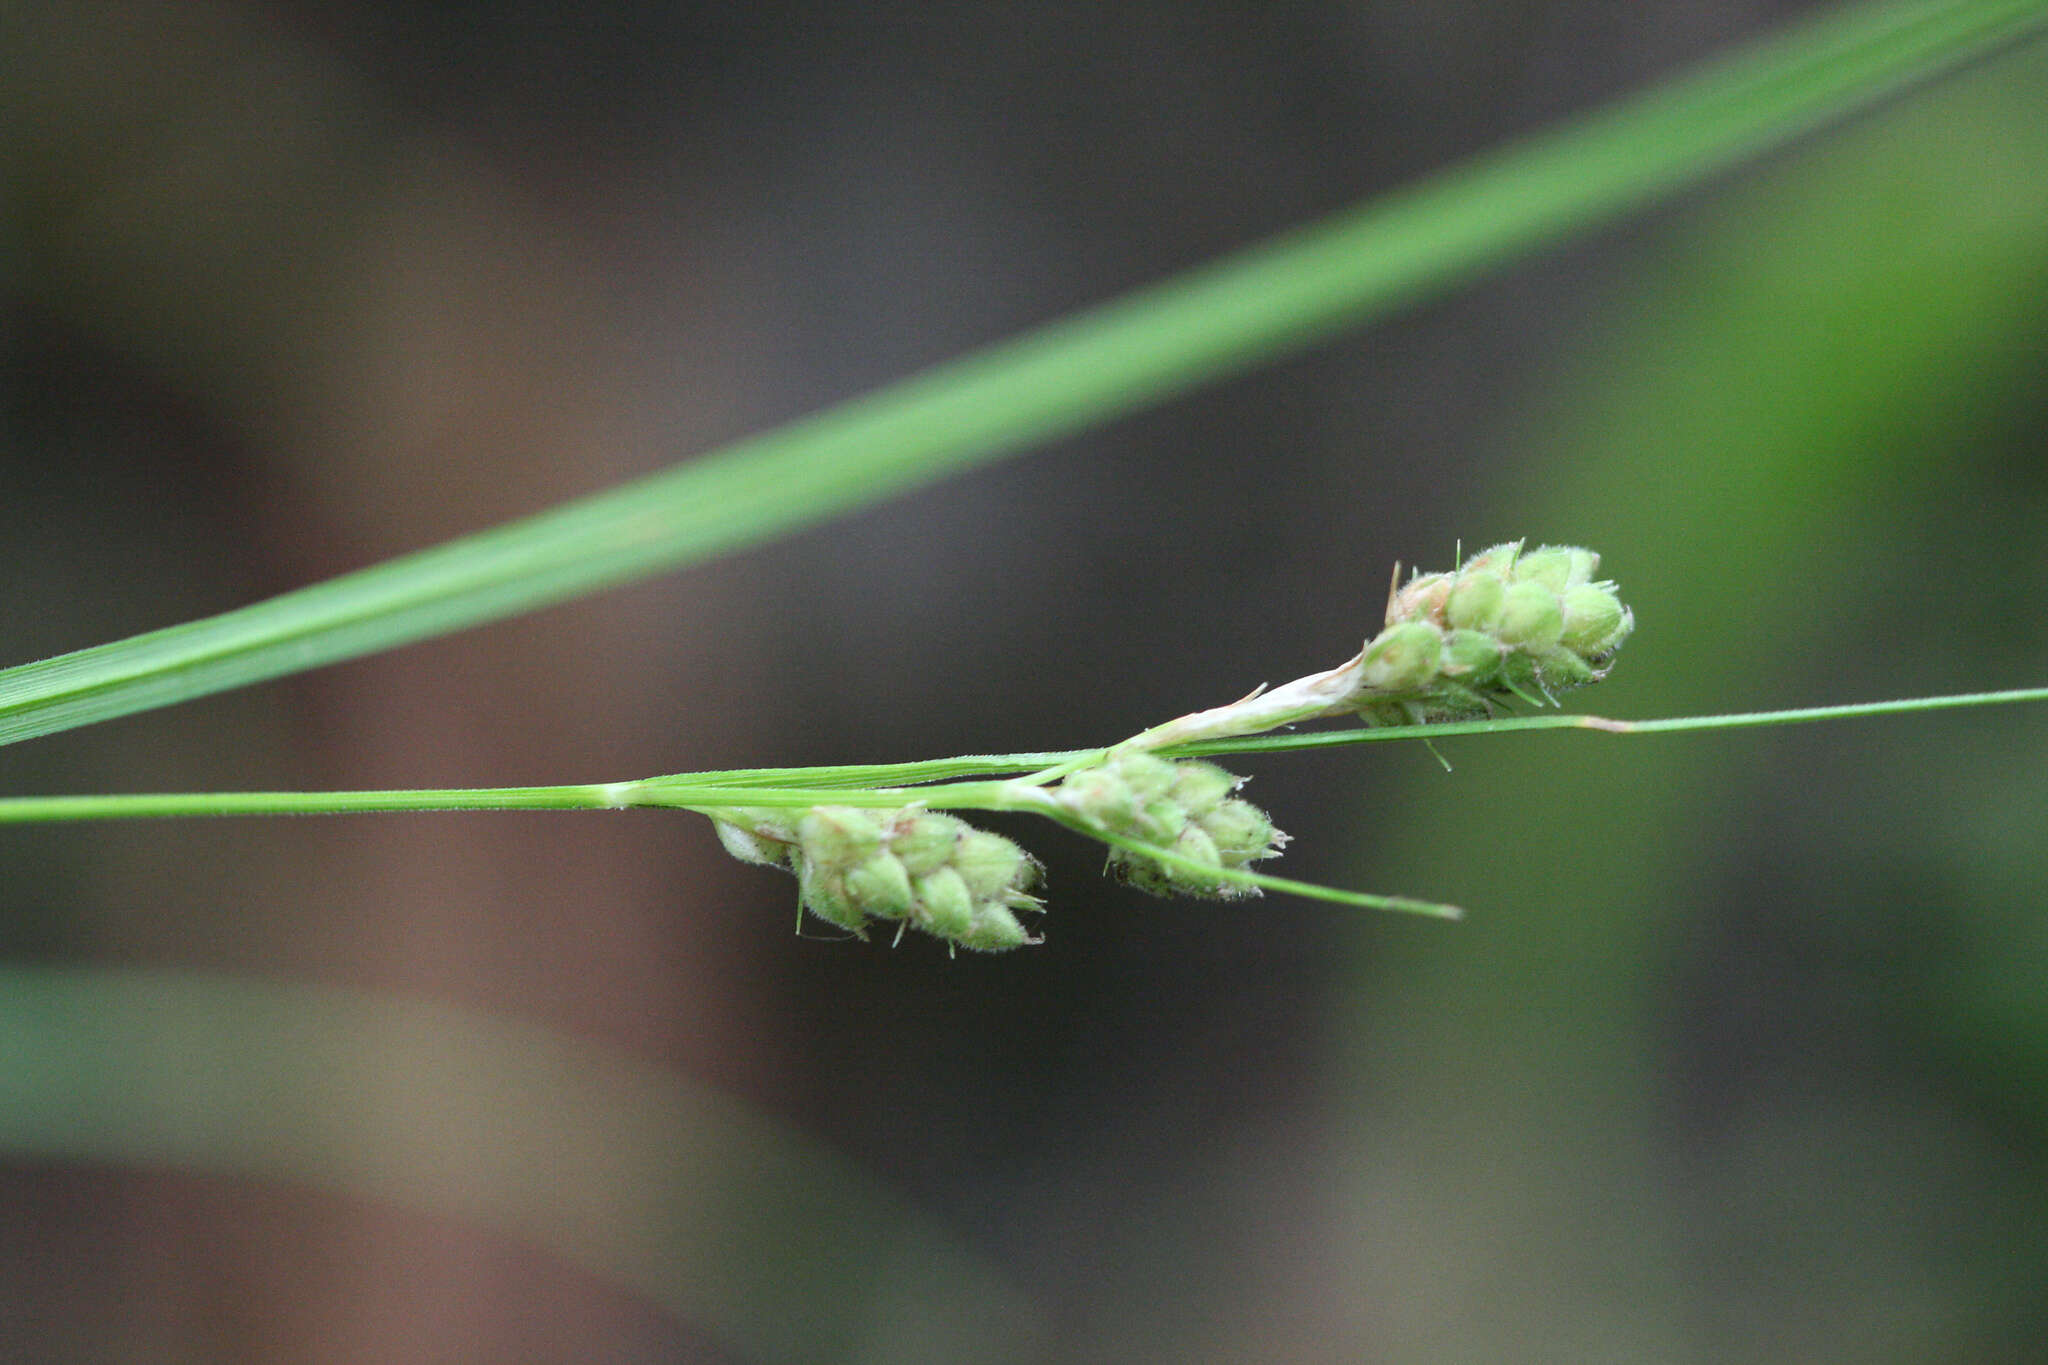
[6,1,2048,1361]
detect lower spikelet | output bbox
[1057,749,1287,898]
[716,806,1043,951]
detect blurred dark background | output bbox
[6,1,2048,1360]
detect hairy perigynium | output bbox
[714,542,1631,951]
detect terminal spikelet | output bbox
[1354,540,1633,726]
[1057,749,1287,899]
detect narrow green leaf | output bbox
[2,0,2043,749]
[1080,825,1465,920]
[1174,685,2048,756]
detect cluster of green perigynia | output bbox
[1352,541,1633,725]
[1056,749,1286,898]
[714,807,1042,951]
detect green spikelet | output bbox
[1058,750,1287,899]
[720,806,1043,950]
[1355,541,1633,725]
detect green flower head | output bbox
[1057,750,1287,900]
[721,805,1043,951]
[1355,541,1633,724]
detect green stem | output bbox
[0,784,631,822]
[638,754,1077,788]
[0,778,1042,824]
[1,686,2042,823]
[633,781,1038,812]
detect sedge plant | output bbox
[7,3,2048,1355]
[0,5,2042,946]
[8,537,1645,943]
[4,534,2046,949]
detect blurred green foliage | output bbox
[1331,36,2048,1362]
